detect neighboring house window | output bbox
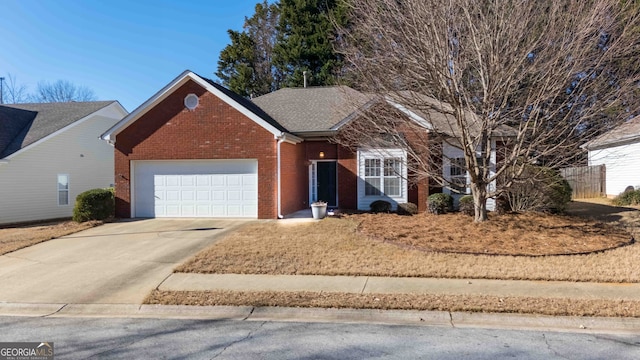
[58,174,69,206]
[449,158,468,193]
[364,157,403,197]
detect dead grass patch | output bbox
[146,290,640,318]
[0,220,101,255]
[177,202,640,283]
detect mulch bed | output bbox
[352,211,632,256]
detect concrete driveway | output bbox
[0,219,252,304]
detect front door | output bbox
[316,161,337,207]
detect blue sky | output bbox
[0,0,264,111]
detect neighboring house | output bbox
[583,115,640,197]
[101,70,505,219]
[0,101,128,225]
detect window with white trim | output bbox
[364,157,402,197]
[58,174,69,206]
[449,158,468,193]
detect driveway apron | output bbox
[0,219,251,304]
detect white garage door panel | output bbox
[134,160,258,218]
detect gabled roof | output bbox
[0,101,118,158]
[251,86,374,134]
[101,70,295,143]
[583,115,640,150]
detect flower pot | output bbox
[311,203,327,219]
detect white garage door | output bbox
[133,160,258,218]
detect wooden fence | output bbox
[560,165,606,199]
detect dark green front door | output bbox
[316,161,337,207]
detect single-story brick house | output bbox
[101,70,501,219]
[583,114,640,197]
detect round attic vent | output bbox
[184,93,199,110]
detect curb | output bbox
[1,303,639,334]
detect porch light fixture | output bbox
[319,151,325,158]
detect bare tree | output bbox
[31,79,97,103]
[336,0,640,222]
[1,73,29,104]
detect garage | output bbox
[132,160,258,218]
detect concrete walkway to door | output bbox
[0,219,252,305]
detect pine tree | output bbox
[216,1,280,97]
[273,0,347,87]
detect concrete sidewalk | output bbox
[159,273,640,301]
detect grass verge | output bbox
[146,290,640,318]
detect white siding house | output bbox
[583,115,640,197]
[0,102,127,224]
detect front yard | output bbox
[175,202,638,282]
[146,200,640,316]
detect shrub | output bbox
[613,189,640,206]
[458,195,474,216]
[495,195,511,215]
[370,200,392,213]
[427,193,453,215]
[73,188,115,222]
[397,202,418,216]
[504,165,572,214]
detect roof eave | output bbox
[584,134,640,151]
[292,130,338,140]
[279,132,303,144]
[100,71,285,144]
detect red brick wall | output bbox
[280,141,308,215]
[337,146,358,209]
[114,79,278,219]
[401,123,430,212]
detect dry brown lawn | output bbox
[0,220,100,255]
[146,290,640,318]
[177,200,640,282]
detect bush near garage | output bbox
[73,188,115,222]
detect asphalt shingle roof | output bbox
[198,75,289,133]
[584,115,640,150]
[388,91,517,138]
[0,101,115,158]
[251,86,374,133]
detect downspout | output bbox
[277,136,285,219]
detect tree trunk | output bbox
[471,183,488,222]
